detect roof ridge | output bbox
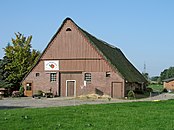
[99,39,116,49]
[80,27,119,49]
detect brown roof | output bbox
[163,77,174,82]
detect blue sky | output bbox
[0,0,174,77]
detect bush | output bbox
[128,90,135,99]
[19,86,25,97]
[134,90,144,94]
[146,87,153,93]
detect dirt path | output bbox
[0,93,174,109]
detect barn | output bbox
[22,18,147,98]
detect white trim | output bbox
[50,73,57,82]
[49,72,57,74]
[66,80,76,97]
[57,73,59,96]
[46,72,57,74]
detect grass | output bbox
[148,84,164,92]
[1,100,174,130]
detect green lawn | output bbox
[148,84,164,92]
[1,100,174,130]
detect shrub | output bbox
[128,90,135,99]
[19,86,25,97]
[134,90,144,94]
[146,87,153,93]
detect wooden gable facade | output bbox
[22,18,147,98]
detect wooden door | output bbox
[66,80,76,97]
[25,83,32,97]
[111,82,122,98]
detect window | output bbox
[26,83,32,91]
[84,73,91,83]
[36,73,40,77]
[66,28,72,31]
[50,73,57,82]
[26,86,31,90]
[106,72,111,77]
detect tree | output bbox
[142,72,149,81]
[4,32,40,90]
[160,67,174,81]
[150,76,160,81]
[150,76,161,84]
[0,57,13,88]
[0,57,13,96]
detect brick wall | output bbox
[23,71,124,97]
[23,72,58,96]
[164,80,174,90]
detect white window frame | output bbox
[84,73,91,83]
[50,73,57,82]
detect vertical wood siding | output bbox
[41,20,101,60]
[32,19,114,73]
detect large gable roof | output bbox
[82,32,146,83]
[69,18,147,83]
[23,18,147,83]
[79,29,146,83]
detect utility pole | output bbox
[143,62,146,74]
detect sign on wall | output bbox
[44,60,59,70]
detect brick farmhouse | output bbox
[22,18,147,98]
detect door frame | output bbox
[66,80,76,97]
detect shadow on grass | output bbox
[0,106,29,110]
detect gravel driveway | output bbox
[0,93,174,109]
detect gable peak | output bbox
[65,17,72,21]
[64,17,75,23]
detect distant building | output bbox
[163,77,174,91]
[22,18,147,98]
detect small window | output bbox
[26,83,32,91]
[26,86,31,91]
[36,73,40,77]
[66,28,72,31]
[106,72,111,77]
[50,73,57,82]
[84,73,91,83]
